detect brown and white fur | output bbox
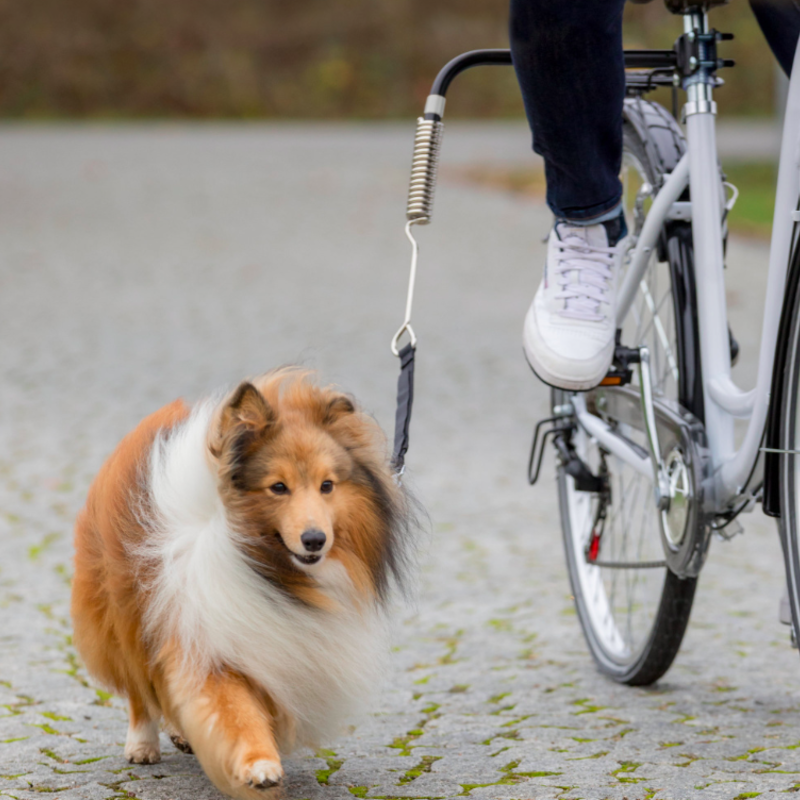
[71,370,412,799]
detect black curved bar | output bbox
[624,49,678,69]
[430,49,513,97]
[428,48,678,99]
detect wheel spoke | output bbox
[638,281,679,386]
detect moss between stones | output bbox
[611,761,646,784]
[40,712,71,722]
[28,723,59,736]
[315,749,343,786]
[457,759,562,795]
[399,755,441,784]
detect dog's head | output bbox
[208,371,411,603]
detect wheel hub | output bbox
[660,448,691,549]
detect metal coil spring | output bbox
[406,117,444,224]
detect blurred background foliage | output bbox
[0,0,780,119]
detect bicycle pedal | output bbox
[600,369,632,387]
[599,336,641,387]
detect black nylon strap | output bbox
[391,343,416,473]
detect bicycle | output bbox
[393,0,800,687]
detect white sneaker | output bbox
[523,221,624,391]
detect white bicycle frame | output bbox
[578,10,800,513]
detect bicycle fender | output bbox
[763,224,800,517]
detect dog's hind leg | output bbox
[168,729,194,754]
[124,692,161,765]
[165,665,283,798]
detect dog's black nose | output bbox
[300,529,327,552]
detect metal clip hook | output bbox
[391,220,422,356]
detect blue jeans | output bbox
[509,0,800,223]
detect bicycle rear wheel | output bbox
[556,101,704,685]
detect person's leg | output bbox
[509,0,627,225]
[512,0,628,390]
[750,0,800,77]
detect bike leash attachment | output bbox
[390,107,444,476]
[389,50,516,476]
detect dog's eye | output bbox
[270,482,289,495]
[320,480,334,494]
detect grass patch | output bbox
[26,786,70,793]
[39,748,65,763]
[315,748,343,786]
[399,755,442,784]
[28,533,60,562]
[612,761,646,784]
[457,760,562,795]
[723,161,776,238]
[93,689,114,707]
[572,698,606,715]
[41,712,71,722]
[567,750,609,761]
[73,755,109,765]
[388,731,422,757]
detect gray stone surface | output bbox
[0,122,796,800]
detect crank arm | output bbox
[571,394,653,479]
[638,346,672,511]
[574,346,671,511]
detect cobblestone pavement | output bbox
[0,124,797,800]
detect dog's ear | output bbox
[220,382,276,436]
[323,394,355,425]
[216,383,276,490]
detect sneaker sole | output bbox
[522,346,607,393]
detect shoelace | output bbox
[553,233,616,322]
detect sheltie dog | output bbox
[71,370,413,799]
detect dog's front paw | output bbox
[124,741,161,764]
[124,720,161,764]
[236,758,283,789]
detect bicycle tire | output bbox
[555,100,703,685]
[778,241,800,647]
